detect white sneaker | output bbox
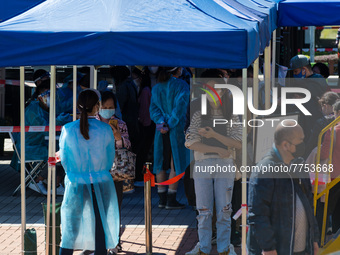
[28,181,47,195]
[228,244,237,255]
[185,242,200,255]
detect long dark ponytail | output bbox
[77,89,99,140]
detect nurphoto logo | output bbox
[201,84,311,116]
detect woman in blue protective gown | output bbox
[59,89,119,255]
[149,67,190,209]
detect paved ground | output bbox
[0,139,241,254]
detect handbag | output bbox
[110,147,136,181]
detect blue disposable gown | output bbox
[11,101,72,171]
[150,77,190,175]
[56,85,82,115]
[59,118,119,250]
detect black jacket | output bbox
[247,148,319,255]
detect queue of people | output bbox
[13,59,340,255]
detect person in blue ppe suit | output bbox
[25,69,51,107]
[150,67,190,209]
[10,79,72,195]
[56,71,87,115]
[59,89,119,255]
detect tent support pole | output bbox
[310,26,315,63]
[73,66,77,121]
[50,66,57,255]
[253,58,259,152]
[90,66,95,89]
[94,68,98,90]
[20,66,26,255]
[253,58,259,110]
[241,68,248,255]
[264,45,271,110]
[271,30,276,88]
[46,66,57,255]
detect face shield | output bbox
[38,90,50,108]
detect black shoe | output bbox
[166,193,185,210]
[80,251,94,255]
[108,249,117,255]
[158,192,167,208]
[231,232,241,247]
[117,243,122,252]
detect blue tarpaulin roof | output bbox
[0,0,264,68]
[277,0,340,26]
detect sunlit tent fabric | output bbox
[0,0,44,21]
[237,0,278,34]
[220,0,271,52]
[0,0,262,69]
[276,0,340,26]
[188,0,265,53]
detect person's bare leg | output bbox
[156,170,167,183]
[169,156,178,191]
[166,155,185,209]
[157,170,167,208]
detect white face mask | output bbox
[39,90,50,108]
[99,109,116,119]
[46,97,50,108]
[223,77,228,84]
[149,66,159,74]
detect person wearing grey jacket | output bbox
[247,121,319,255]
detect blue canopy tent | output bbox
[0,0,262,69]
[0,1,270,254]
[0,0,45,22]
[275,0,340,27]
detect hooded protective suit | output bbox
[150,77,190,175]
[59,118,119,250]
[56,85,82,115]
[10,100,72,170]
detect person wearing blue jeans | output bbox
[185,68,242,255]
[194,158,235,254]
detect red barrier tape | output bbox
[47,152,61,166]
[0,126,62,133]
[241,204,249,233]
[143,166,185,187]
[48,157,56,166]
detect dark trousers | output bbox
[184,162,196,207]
[330,181,340,233]
[135,122,155,181]
[59,185,106,255]
[316,181,340,239]
[231,180,242,239]
[114,180,123,241]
